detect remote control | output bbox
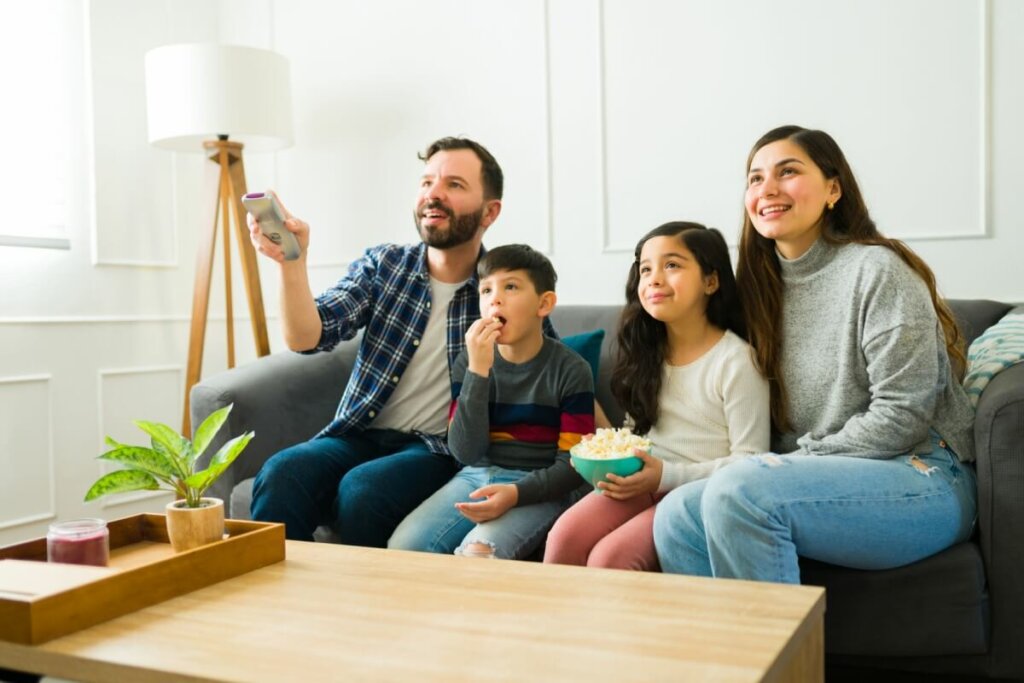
[242,191,301,261]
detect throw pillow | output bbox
[561,329,605,384]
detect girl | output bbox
[544,222,770,570]
[653,126,977,583]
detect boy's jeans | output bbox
[389,465,583,559]
[652,432,977,583]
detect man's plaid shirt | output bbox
[309,242,481,456]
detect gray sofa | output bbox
[191,300,1024,680]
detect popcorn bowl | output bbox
[570,445,645,492]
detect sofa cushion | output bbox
[550,307,625,427]
[561,329,605,384]
[800,542,989,656]
[230,476,255,520]
[947,299,1013,346]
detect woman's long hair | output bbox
[610,222,745,434]
[736,125,966,433]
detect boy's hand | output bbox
[465,317,503,376]
[455,484,518,523]
[597,448,661,500]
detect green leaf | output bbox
[84,470,161,501]
[184,468,216,496]
[151,438,191,481]
[186,431,254,498]
[135,420,193,480]
[98,446,178,484]
[134,420,193,462]
[104,436,125,449]
[191,404,233,463]
[208,431,254,470]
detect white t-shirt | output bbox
[645,330,771,492]
[372,277,464,435]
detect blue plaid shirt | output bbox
[310,242,483,455]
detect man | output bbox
[248,137,506,546]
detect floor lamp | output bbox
[144,43,294,435]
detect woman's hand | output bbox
[597,448,662,500]
[455,484,518,522]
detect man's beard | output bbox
[414,200,484,249]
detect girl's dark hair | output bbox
[610,222,744,434]
[736,125,966,432]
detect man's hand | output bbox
[247,191,310,264]
[597,448,662,500]
[455,484,518,523]
[464,317,503,376]
[246,191,320,350]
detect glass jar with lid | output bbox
[46,518,110,566]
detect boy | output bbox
[387,244,595,559]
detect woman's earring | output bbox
[827,200,836,210]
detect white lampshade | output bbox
[145,43,293,152]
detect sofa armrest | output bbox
[189,338,360,503]
[972,339,1024,677]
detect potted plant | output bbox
[84,404,254,552]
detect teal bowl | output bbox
[570,446,644,492]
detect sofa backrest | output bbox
[947,299,1014,347]
[257,299,1011,438]
[550,305,624,426]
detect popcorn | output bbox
[571,428,651,460]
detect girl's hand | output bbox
[597,448,662,500]
[455,484,518,523]
[465,317,503,376]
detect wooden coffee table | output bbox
[0,540,824,682]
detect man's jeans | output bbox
[652,432,978,583]
[251,430,458,547]
[388,465,583,559]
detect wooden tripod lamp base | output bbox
[182,139,271,435]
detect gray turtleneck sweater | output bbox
[776,237,975,462]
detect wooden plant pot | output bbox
[165,498,225,552]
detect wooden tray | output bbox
[0,514,285,644]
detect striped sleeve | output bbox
[558,391,596,452]
[514,351,595,505]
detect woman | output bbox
[652,125,977,583]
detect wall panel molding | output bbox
[0,313,280,325]
[0,374,56,530]
[96,365,182,509]
[87,0,182,268]
[597,0,992,254]
[538,0,555,255]
[275,0,553,263]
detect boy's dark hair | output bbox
[611,222,744,434]
[477,244,557,294]
[419,137,504,200]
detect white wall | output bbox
[1,0,1021,545]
